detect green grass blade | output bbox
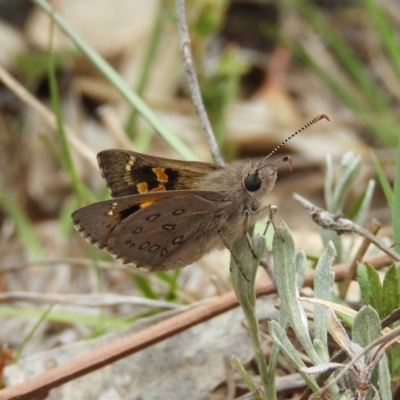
[283,38,395,141]
[155,270,181,300]
[12,303,55,363]
[382,265,399,319]
[393,141,400,254]
[358,263,383,317]
[0,188,44,259]
[0,306,129,329]
[270,30,367,114]
[363,0,400,79]
[292,0,389,112]
[32,0,198,161]
[272,24,399,146]
[125,1,164,138]
[47,10,86,205]
[370,149,394,209]
[133,276,158,299]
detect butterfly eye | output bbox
[244,173,261,192]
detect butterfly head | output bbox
[242,114,329,203]
[242,156,290,200]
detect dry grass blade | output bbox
[0,63,97,168]
[0,292,181,309]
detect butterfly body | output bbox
[72,149,279,271]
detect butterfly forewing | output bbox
[97,149,223,198]
[108,193,224,271]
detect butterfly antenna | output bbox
[263,114,330,161]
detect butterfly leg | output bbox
[218,231,250,282]
[263,205,278,235]
[243,210,258,259]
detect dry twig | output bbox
[174,0,224,165]
[294,193,400,262]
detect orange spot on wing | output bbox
[151,185,166,192]
[152,168,168,182]
[139,200,156,209]
[137,182,149,194]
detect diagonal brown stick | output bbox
[340,218,382,299]
[0,253,392,400]
[294,193,400,262]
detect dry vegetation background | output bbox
[0,0,399,399]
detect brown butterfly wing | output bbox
[72,191,194,250]
[108,192,224,271]
[71,191,224,270]
[97,149,223,198]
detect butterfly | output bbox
[72,114,328,272]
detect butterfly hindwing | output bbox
[97,149,223,198]
[72,191,197,250]
[108,192,224,271]
[71,190,224,269]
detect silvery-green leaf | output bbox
[325,154,334,213]
[231,355,257,393]
[313,339,329,363]
[321,229,343,262]
[332,152,362,214]
[269,320,320,392]
[273,223,320,363]
[231,233,269,397]
[295,250,306,292]
[355,179,375,226]
[314,242,336,350]
[269,320,304,369]
[300,363,344,375]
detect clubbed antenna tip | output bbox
[263,114,330,161]
[319,114,330,122]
